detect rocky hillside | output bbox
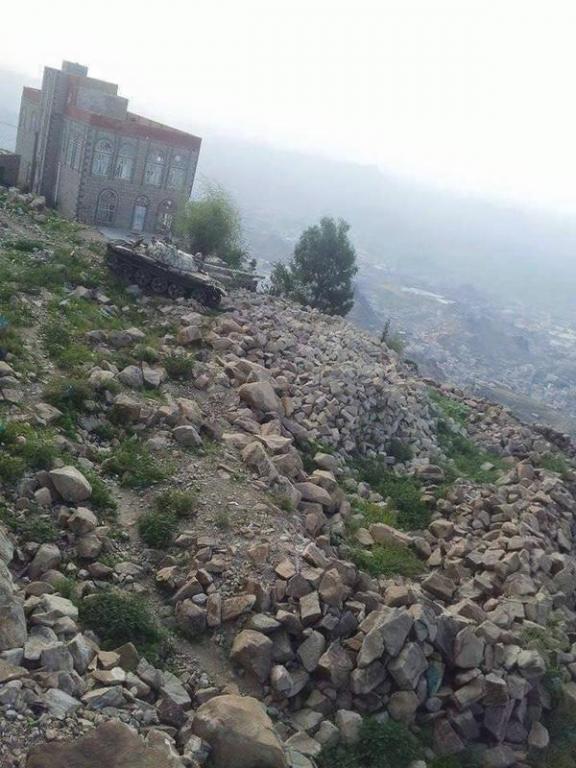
[1,187,576,768]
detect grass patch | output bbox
[318,718,422,768]
[82,469,117,515]
[350,499,398,528]
[537,452,571,477]
[531,703,576,768]
[429,388,470,426]
[138,508,177,548]
[387,438,413,463]
[436,422,504,484]
[103,437,172,488]
[153,488,196,517]
[44,376,92,415]
[214,508,231,530]
[79,589,169,661]
[0,505,58,543]
[164,353,195,380]
[348,542,425,578]
[53,576,79,603]
[0,422,58,482]
[352,456,430,531]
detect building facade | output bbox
[15,61,201,233]
[0,150,20,187]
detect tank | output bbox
[106,240,226,308]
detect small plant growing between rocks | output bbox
[138,508,178,548]
[164,353,195,380]
[79,590,169,661]
[352,456,430,531]
[103,437,172,488]
[153,488,196,517]
[0,422,58,482]
[537,452,571,477]
[318,718,422,768]
[214,508,231,529]
[348,542,425,578]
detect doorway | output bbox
[132,203,147,232]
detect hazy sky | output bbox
[4,0,576,213]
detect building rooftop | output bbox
[22,87,41,103]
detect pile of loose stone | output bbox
[3,287,576,768]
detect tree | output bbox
[269,217,358,316]
[175,181,248,268]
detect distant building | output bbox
[0,149,20,188]
[15,61,201,233]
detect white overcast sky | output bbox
[3,0,576,213]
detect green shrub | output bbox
[6,238,45,252]
[138,508,177,548]
[133,344,160,365]
[44,376,92,415]
[349,542,425,578]
[0,506,58,543]
[436,422,504,484]
[82,469,117,515]
[531,704,576,768]
[537,452,571,477]
[104,437,171,488]
[79,590,166,659]
[164,353,195,380]
[318,718,422,768]
[214,508,231,529]
[352,457,430,530]
[350,499,398,529]
[387,438,413,463]
[430,752,482,768]
[429,389,470,426]
[0,453,25,483]
[0,422,58,481]
[53,576,78,602]
[153,488,196,517]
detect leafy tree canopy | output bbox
[175,180,248,268]
[269,216,358,316]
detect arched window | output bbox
[144,149,166,187]
[95,189,118,225]
[156,199,176,233]
[66,133,82,170]
[132,194,149,232]
[92,138,114,176]
[166,151,188,191]
[114,141,136,181]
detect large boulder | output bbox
[26,720,183,767]
[192,694,287,768]
[239,381,283,414]
[49,466,92,502]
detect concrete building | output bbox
[15,61,201,233]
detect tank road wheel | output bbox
[167,282,184,300]
[201,287,222,308]
[135,268,150,288]
[150,277,168,295]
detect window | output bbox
[31,112,38,132]
[95,189,118,225]
[92,138,114,177]
[114,141,135,181]
[144,149,166,187]
[156,199,176,233]
[19,108,27,130]
[166,151,188,191]
[66,133,82,171]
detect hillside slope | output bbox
[1,188,576,768]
